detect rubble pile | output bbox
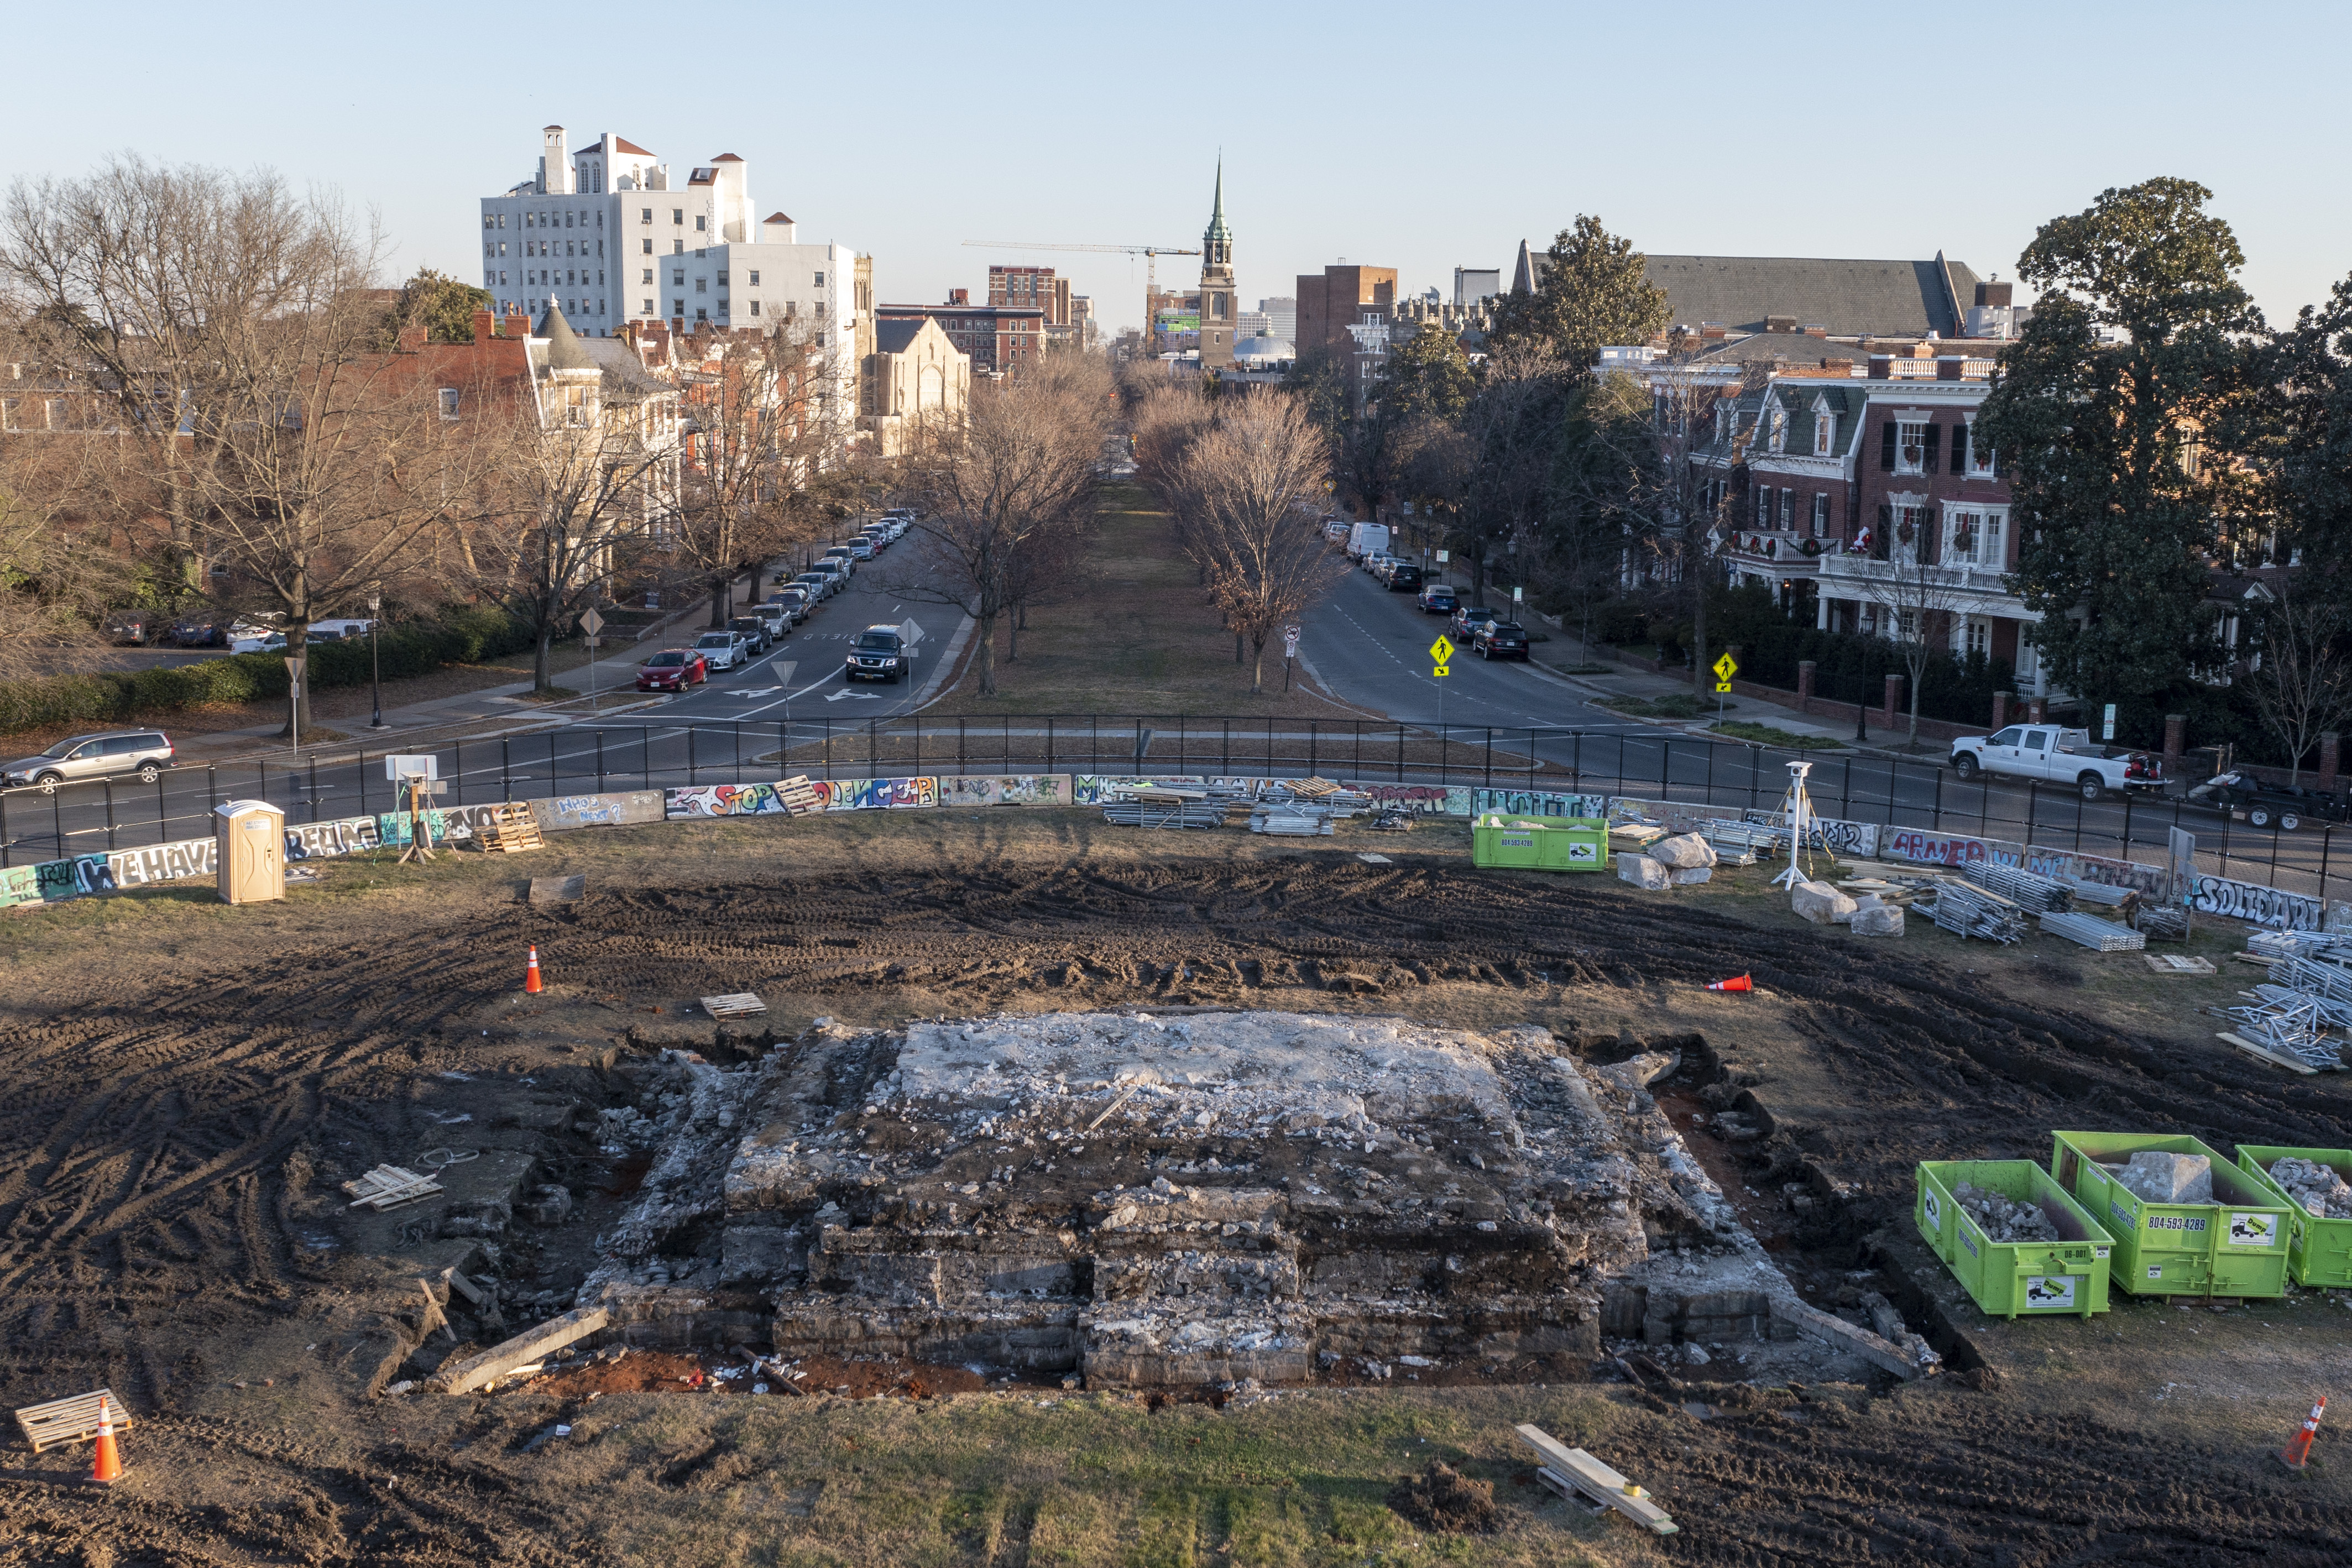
[2268,1156,2352,1219]
[2111,1151,2212,1206]
[1387,1461,1499,1534]
[1951,1182,2060,1243]
[572,1011,1790,1386]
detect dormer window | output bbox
[1813,401,1836,456]
[1768,405,1787,452]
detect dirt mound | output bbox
[1387,1460,1498,1533]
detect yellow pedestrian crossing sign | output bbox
[1712,653,1738,681]
[1433,665,1451,678]
[1429,635,1455,665]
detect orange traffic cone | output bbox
[2281,1394,2327,1468]
[1706,974,1753,993]
[524,946,543,994]
[91,1393,123,1485]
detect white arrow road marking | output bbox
[729,688,781,697]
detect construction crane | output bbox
[963,241,1201,357]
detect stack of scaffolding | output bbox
[1247,803,1338,837]
[1926,879,2028,943]
[2276,953,2352,1016]
[2252,980,2352,1031]
[2224,993,2346,1070]
[1962,861,2073,912]
[1699,819,1784,866]
[1102,786,1231,830]
[2250,929,2352,962]
[2039,911,2147,951]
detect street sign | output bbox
[384,754,438,781]
[1283,625,1299,657]
[1715,681,1732,693]
[1433,665,1451,678]
[581,606,605,636]
[1435,550,1448,563]
[581,634,601,650]
[1429,635,1455,665]
[2102,702,2117,741]
[1712,653,1738,682]
[283,654,307,683]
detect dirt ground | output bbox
[2,812,2349,1565]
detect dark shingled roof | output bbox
[874,320,927,354]
[536,300,596,372]
[1513,243,1978,338]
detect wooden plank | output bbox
[14,1389,132,1453]
[2218,1032,2322,1076]
[2230,952,2281,968]
[2144,955,2216,975]
[430,1305,612,1395]
[1514,1425,1677,1535]
[701,993,767,1018]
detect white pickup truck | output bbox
[1949,725,2165,801]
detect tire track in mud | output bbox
[1,860,2348,1563]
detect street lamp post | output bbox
[367,592,388,730]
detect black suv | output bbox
[727,615,772,656]
[1386,562,1423,591]
[845,625,909,683]
[1472,621,1530,660]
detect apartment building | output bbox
[877,291,1047,377]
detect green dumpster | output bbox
[1915,1159,2112,1319]
[1471,814,1608,872]
[2235,1144,2352,1288]
[2051,1131,2291,1299]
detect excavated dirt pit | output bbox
[2,843,2350,1565]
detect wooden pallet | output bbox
[1515,1424,1677,1535]
[2145,954,2217,975]
[1287,776,1342,798]
[2218,1032,2325,1076]
[475,802,545,854]
[775,775,821,816]
[15,1389,133,1453]
[701,992,767,1019]
[342,1164,442,1210]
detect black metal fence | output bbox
[3,715,2342,911]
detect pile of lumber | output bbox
[474,802,545,854]
[342,1164,442,1210]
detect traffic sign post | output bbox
[1712,654,1737,723]
[1283,624,1299,692]
[582,606,605,716]
[283,653,307,753]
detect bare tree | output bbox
[0,424,134,677]
[1170,393,1342,693]
[895,354,1109,695]
[1639,365,1739,692]
[1858,543,1973,749]
[2248,588,2352,783]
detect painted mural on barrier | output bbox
[1472,788,1606,820]
[0,854,118,909]
[812,777,938,811]
[286,816,380,861]
[666,781,807,819]
[2025,846,2170,898]
[377,809,452,848]
[1883,829,1990,867]
[1358,783,1473,817]
[1073,776,1205,804]
[534,791,666,832]
[111,835,217,887]
[2191,874,2324,931]
[938,775,1074,808]
[1743,811,1879,859]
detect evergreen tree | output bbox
[1487,215,1670,366]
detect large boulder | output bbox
[1617,854,1670,891]
[1850,902,1905,937]
[1651,833,1718,870]
[1791,879,1857,926]
[1669,865,1712,886]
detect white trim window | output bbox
[1769,404,1787,452]
[1813,401,1836,456]
[1811,492,1830,536]
[1895,419,1929,475]
[1959,617,1990,658]
[1964,417,1995,478]
[1943,505,2007,567]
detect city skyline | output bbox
[7,1,2345,337]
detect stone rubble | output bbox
[2113,1151,2212,1206]
[1951,1181,2060,1243]
[2269,1156,2352,1219]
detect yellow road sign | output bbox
[1433,664,1451,678]
[1712,653,1738,681]
[1429,635,1455,664]
[1715,681,1732,693]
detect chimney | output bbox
[395,324,427,353]
[1802,323,1828,338]
[948,288,970,306]
[501,306,529,338]
[1936,355,1965,381]
[1765,315,1797,334]
[1975,280,2014,309]
[472,308,495,342]
[1868,354,1893,380]
[540,125,573,195]
[1821,357,1854,375]
[1700,322,1727,342]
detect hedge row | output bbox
[0,608,536,735]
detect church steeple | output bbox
[1199,160,1237,369]
[1203,159,1233,268]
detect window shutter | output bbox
[1880,421,1896,472]
[1921,424,1941,470]
[1954,425,1971,474]
[1877,504,1892,555]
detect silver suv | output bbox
[3,730,176,793]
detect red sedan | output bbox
[636,648,709,692]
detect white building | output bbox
[478,126,871,415]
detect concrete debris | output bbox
[2113,1151,2212,1206]
[1649,834,1717,871]
[1951,1181,2060,1242]
[1668,866,1712,887]
[1618,854,1670,891]
[1849,900,1905,938]
[1790,880,1856,926]
[2268,1156,2352,1219]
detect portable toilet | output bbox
[215,800,286,905]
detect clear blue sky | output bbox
[10,1,2342,336]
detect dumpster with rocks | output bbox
[2052,1131,2289,1299]
[1916,1159,2112,1319]
[2115,1151,2212,1205]
[2267,1156,2352,1218]
[2238,1145,2352,1288]
[1952,1180,2060,1242]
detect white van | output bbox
[1347,521,1390,560]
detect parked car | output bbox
[2,730,175,793]
[105,615,158,646]
[1948,725,2165,802]
[812,560,849,595]
[1451,604,1499,640]
[749,602,793,640]
[1417,583,1459,615]
[1472,621,1530,660]
[820,546,857,576]
[793,570,835,602]
[169,616,227,647]
[2185,771,2348,830]
[229,630,288,654]
[694,630,749,671]
[727,615,772,655]
[844,624,910,683]
[307,618,376,642]
[635,648,708,692]
[1386,563,1423,591]
[844,537,877,563]
[767,587,811,624]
